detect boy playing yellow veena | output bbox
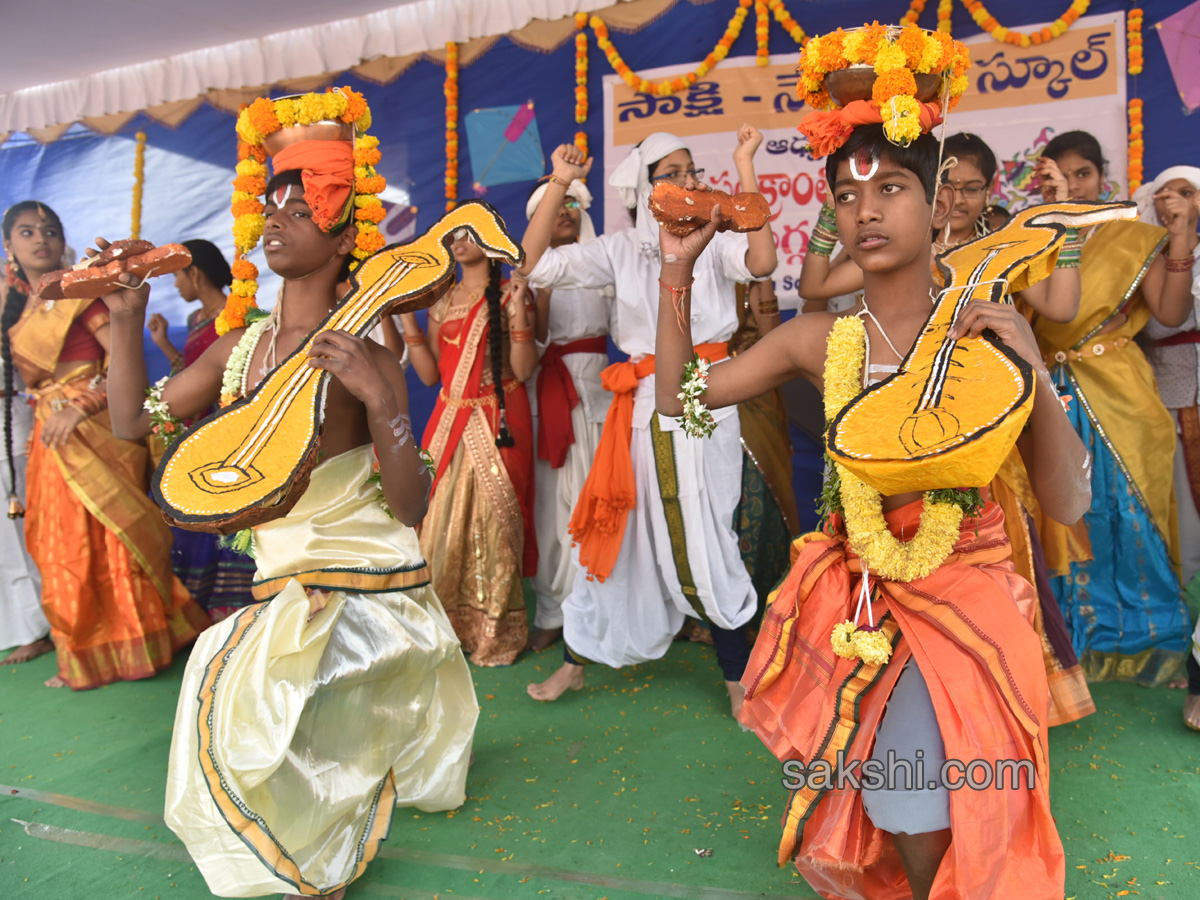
[653,23,1130,900]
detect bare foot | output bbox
[3,638,53,665]
[1185,694,1200,731]
[1168,677,1188,690]
[527,662,585,701]
[44,674,68,688]
[525,627,563,653]
[727,680,746,720]
[284,892,345,900]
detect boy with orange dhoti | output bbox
[652,24,1121,900]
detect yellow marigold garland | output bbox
[936,0,953,32]
[445,42,459,213]
[591,0,751,98]
[755,0,770,65]
[901,0,928,26]
[767,0,807,45]
[1127,98,1144,193]
[904,0,1088,43]
[1127,7,1143,75]
[964,0,1089,46]
[821,316,966,585]
[131,131,147,240]
[219,86,379,336]
[575,12,589,123]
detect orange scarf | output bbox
[272,141,355,233]
[568,342,727,582]
[799,99,944,159]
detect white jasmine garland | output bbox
[677,354,717,439]
[143,375,184,445]
[220,316,272,406]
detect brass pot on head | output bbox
[262,120,354,157]
[824,66,944,107]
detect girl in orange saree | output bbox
[401,234,538,666]
[2,201,208,689]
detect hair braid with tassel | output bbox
[1,201,62,517]
[485,259,514,448]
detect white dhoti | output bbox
[563,375,755,668]
[531,349,608,630]
[165,446,477,898]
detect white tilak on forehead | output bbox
[272,184,295,207]
[849,148,879,183]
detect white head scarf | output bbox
[1133,165,1200,226]
[525,178,596,243]
[607,132,689,257]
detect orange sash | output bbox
[568,343,727,582]
[740,501,1063,899]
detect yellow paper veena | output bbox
[827,199,1135,496]
[153,200,523,532]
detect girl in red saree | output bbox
[2,201,208,689]
[400,233,538,665]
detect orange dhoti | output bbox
[739,500,1064,900]
[25,371,209,689]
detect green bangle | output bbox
[816,202,839,236]
[808,232,837,258]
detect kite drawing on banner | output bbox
[1155,1,1200,111]
[465,102,544,194]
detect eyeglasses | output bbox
[562,198,581,210]
[650,168,705,185]
[946,181,988,199]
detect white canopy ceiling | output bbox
[0,0,619,136]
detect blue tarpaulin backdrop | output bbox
[2,0,1195,464]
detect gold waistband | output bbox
[1045,336,1130,367]
[31,362,104,393]
[439,379,520,410]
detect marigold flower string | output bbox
[221,87,380,335]
[755,1,770,65]
[131,131,147,240]
[1127,7,1144,74]
[445,42,460,213]
[963,0,1089,46]
[1127,98,1144,193]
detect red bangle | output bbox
[1164,254,1195,274]
[403,331,427,346]
[510,328,535,343]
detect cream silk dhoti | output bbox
[165,446,478,898]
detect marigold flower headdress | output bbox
[218,86,387,335]
[796,22,970,158]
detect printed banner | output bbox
[602,13,1126,310]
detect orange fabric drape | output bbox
[740,500,1064,900]
[798,99,945,159]
[272,140,355,233]
[568,343,727,582]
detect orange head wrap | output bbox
[799,99,944,159]
[271,141,355,233]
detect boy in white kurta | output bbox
[524,179,613,651]
[522,129,777,715]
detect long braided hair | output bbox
[3,202,64,515]
[484,258,514,448]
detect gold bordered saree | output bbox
[165,446,478,897]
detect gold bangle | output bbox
[403,331,427,346]
[510,328,535,343]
